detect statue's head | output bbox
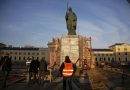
[68,7,72,12]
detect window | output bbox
[119,58,120,61]
[28,52,30,55]
[19,57,21,60]
[104,58,106,61]
[15,52,17,55]
[37,53,39,55]
[19,52,21,55]
[102,54,104,56]
[125,58,127,62]
[95,58,97,61]
[118,48,120,51]
[125,52,127,55]
[23,57,26,60]
[124,48,127,51]
[118,53,120,55]
[14,56,16,60]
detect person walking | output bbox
[1,53,12,88]
[59,56,76,90]
[28,57,40,85]
[39,57,47,84]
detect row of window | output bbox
[9,56,39,60]
[118,52,127,55]
[1,51,40,55]
[95,52,128,56]
[118,48,127,51]
[96,57,128,62]
[95,57,114,61]
[94,54,113,56]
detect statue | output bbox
[65,7,77,35]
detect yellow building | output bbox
[93,43,130,63]
[109,43,130,62]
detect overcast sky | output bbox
[0,0,130,48]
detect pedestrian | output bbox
[28,57,40,85]
[39,57,47,84]
[1,53,12,88]
[59,56,76,90]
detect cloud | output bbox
[0,0,130,48]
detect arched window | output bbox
[19,57,21,60]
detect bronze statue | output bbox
[65,7,77,35]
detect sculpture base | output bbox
[60,35,79,65]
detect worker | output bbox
[59,56,76,90]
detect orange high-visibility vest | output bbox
[62,62,74,77]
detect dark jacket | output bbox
[29,59,40,73]
[2,56,12,72]
[39,59,47,72]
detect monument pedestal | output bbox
[60,35,79,65]
[48,35,94,68]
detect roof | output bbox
[1,47,39,51]
[109,43,126,47]
[92,49,112,52]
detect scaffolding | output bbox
[78,36,93,69]
[49,35,93,70]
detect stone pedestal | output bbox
[48,35,94,68]
[60,35,79,65]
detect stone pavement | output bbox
[4,75,92,90]
[1,68,99,90]
[2,67,130,90]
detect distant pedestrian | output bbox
[39,57,47,84]
[0,53,12,88]
[59,56,76,90]
[28,57,40,84]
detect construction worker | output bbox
[59,56,76,90]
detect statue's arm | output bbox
[65,13,68,21]
[73,12,77,21]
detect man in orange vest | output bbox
[59,56,76,90]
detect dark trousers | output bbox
[63,77,72,90]
[3,71,10,88]
[28,72,38,84]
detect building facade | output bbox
[93,43,130,63]
[109,43,130,62]
[0,47,49,63]
[93,49,114,62]
[0,43,130,65]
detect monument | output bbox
[48,6,94,69]
[65,7,77,35]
